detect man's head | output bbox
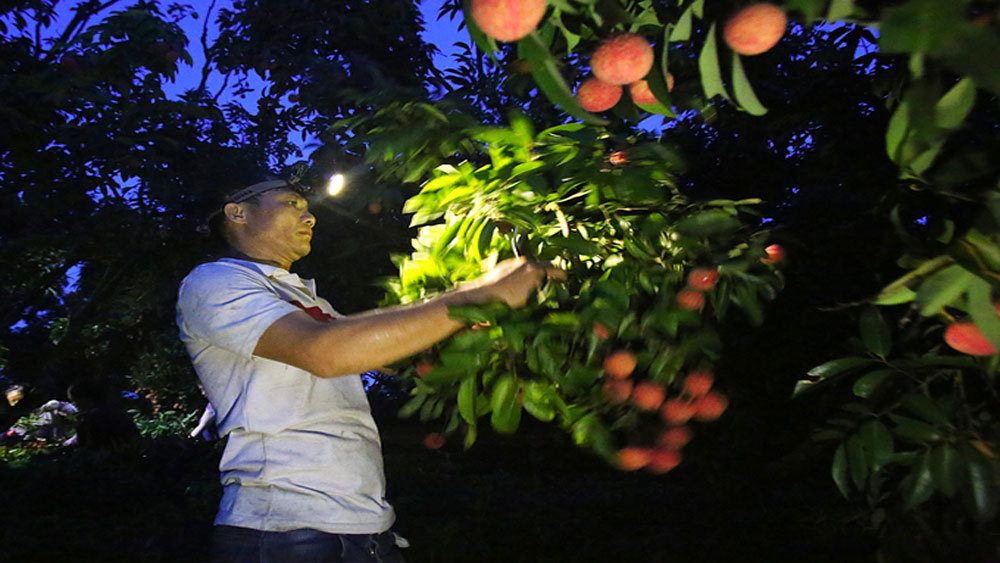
[207,180,316,269]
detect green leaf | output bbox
[967,277,1000,350]
[935,77,976,130]
[832,442,851,498]
[959,442,999,522]
[906,139,944,176]
[859,307,892,357]
[571,413,616,460]
[474,220,496,261]
[880,0,965,55]
[826,0,854,20]
[901,450,935,510]
[397,393,426,419]
[697,23,729,101]
[852,369,895,398]
[784,0,828,21]
[916,264,975,316]
[521,380,556,422]
[458,375,477,424]
[889,414,943,443]
[902,394,950,425]
[674,209,740,238]
[874,285,916,305]
[463,421,477,450]
[807,357,875,378]
[885,98,910,163]
[847,433,870,490]
[490,374,521,433]
[670,3,693,42]
[548,235,602,257]
[930,444,962,497]
[860,420,894,471]
[730,52,767,115]
[518,32,607,125]
[792,378,823,397]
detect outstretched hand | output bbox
[460,257,566,308]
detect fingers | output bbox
[523,259,566,283]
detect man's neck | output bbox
[227,249,289,270]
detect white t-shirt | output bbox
[176,258,394,534]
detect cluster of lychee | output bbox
[601,347,728,474]
[468,0,788,115]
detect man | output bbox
[176,179,559,562]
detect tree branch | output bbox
[194,0,217,96]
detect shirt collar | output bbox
[219,257,317,297]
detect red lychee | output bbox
[677,290,705,311]
[470,0,547,42]
[629,80,657,105]
[646,448,682,474]
[761,244,785,264]
[601,379,633,404]
[422,432,446,450]
[723,3,788,56]
[631,381,666,411]
[603,350,637,379]
[617,446,652,471]
[687,267,720,291]
[591,33,654,85]
[693,391,729,421]
[415,362,434,378]
[657,426,693,450]
[593,322,611,339]
[944,323,998,356]
[629,74,673,105]
[661,398,698,425]
[683,371,714,398]
[577,77,622,112]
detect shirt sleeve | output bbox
[177,262,300,358]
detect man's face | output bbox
[239,188,316,266]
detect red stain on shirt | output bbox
[291,301,334,323]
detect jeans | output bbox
[210,525,406,563]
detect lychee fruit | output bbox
[591,33,654,85]
[603,350,637,379]
[422,432,446,450]
[577,77,622,112]
[693,391,729,421]
[687,267,720,291]
[629,80,657,105]
[617,446,652,470]
[723,3,788,56]
[944,323,998,356]
[677,290,705,311]
[631,381,666,411]
[657,426,692,450]
[415,362,434,377]
[646,448,682,474]
[629,74,673,105]
[470,0,547,42]
[683,371,714,398]
[761,243,785,264]
[661,398,698,425]
[602,379,633,404]
[593,322,611,339]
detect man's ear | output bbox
[223,202,246,224]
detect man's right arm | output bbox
[253,257,564,378]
